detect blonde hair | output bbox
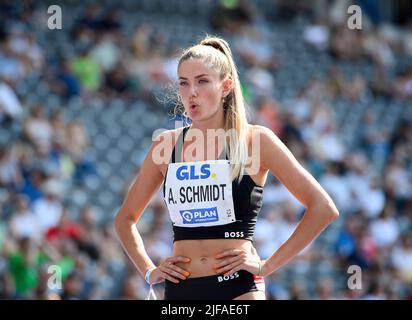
[177,35,249,182]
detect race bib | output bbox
[164,160,236,227]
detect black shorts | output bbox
[164,270,265,300]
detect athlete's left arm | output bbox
[257,125,339,277]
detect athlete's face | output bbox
[178,58,232,122]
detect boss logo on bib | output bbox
[179,207,219,224]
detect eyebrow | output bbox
[178,74,209,80]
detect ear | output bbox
[222,78,234,98]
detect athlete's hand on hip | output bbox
[150,256,191,284]
[213,246,264,277]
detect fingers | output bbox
[162,266,188,280]
[159,270,181,284]
[214,254,244,269]
[214,249,246,271]
[167,256,191,263]
[213,248,260,276]
[215,249,245,259]
[165,256,191,277]
[251,246,257,255]
[215,260,243,276]
[168,264,191,277]
[158,256,191,283]
[223,264,243,277]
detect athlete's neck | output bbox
[190,117,225,134]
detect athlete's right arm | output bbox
[114,129,190,284]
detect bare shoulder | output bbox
[246,124,280,149]
[115,128,188,222]
[152,126,185,144]
[151,126,186,153]
[151,126,186,176]
[246,123,294,170]
[247,124,275,138]
[247,124,336,209]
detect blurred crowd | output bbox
[1,0,412,300]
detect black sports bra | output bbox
[162,126,263,242]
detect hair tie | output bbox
[201,42,225,54]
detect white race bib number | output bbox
[164,160,236,227]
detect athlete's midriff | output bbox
[173,239,253,278]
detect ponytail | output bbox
[178,35,249,182]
